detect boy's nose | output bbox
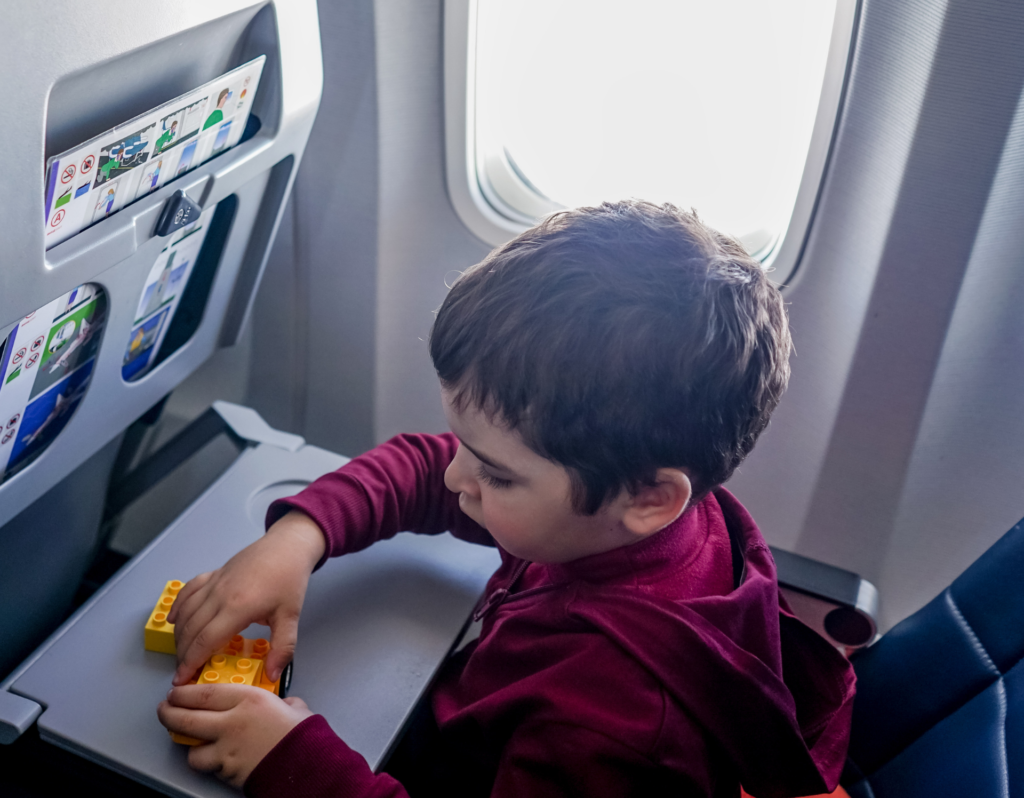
[444,446,479,497]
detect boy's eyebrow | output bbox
[461,441,514,474]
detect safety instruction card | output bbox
[43,57,264,249]
[0,204,217,484]
[122,206,216,382]
[0,286,108,482]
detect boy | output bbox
[159,201,855,796]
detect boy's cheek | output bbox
[458,492,486,527]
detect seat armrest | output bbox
[770,546,879,649]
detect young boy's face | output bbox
[441,387,634,564]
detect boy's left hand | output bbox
[157,684,313,788]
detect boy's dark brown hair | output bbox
[430,200,791,514]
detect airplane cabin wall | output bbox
[250,0,486,455]
[247,0,379,454]
[730,0,1024,629]
[372,0,492,441]
[245,0,1024,631]
[880,84,1024,627]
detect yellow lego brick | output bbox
[218,635,280,694]
[144,580,185,654]
[171,654,263,747]
[170,646,287,746]
[196,653,264,687]
[165,631,283,747]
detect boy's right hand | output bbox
[167,510,326,687]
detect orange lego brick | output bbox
[196,653,264,687]
[257,665,279,695]
[155,614,289,746]
[218,635,271,661]
[171,654,273,746]
[169,731,206,746]
[216,635,281,695]
[144,580,185,654]
[169,659,291,746]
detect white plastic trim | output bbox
[212,400,305,451]
[761,0,859,286]
[444,0,859,286]
[444,0,530,246]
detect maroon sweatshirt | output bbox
[245,433,855,798]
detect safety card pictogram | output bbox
[122,205,216,381]
[0,286,108,482]
[43,56,264,249]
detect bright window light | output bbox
[472,0,839,257]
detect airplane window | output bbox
[467,0,843,268]
[0,285,107,483]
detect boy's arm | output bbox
[267,432,493,568]
[170,432,489,685]
[240,715,710,798]
[243,715,410,798]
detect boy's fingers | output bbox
[172,588,218,654]
[168,683,250,711]
[173,610,232,686]
[172,581,225,645]
[283,696,308,711]
[186,741,223,774]
[157,701,222,742]
[265,614,300,683]
[166,572,211,624]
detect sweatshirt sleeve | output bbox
[244,716,710,798]
[244,715,410,798]
[265,432,493,566]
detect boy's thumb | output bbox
[266,616,299,683]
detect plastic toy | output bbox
[145,580,289,745]
[144,580,184,654]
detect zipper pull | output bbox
[473,588,509,622]
[472,559,531,621]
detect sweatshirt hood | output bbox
[567,488,856,798]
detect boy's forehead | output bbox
[441,388,533,465]
[441,385,499,435]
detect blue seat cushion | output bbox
[845,518,1024,796]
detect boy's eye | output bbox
[477,464,513,490]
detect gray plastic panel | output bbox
[0,0,322,528]
[212,400,304,450]
[5,442,500,796]
[772,546,879,648]
[0,691,41,746]
[0,437,122,679]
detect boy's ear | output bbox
[620,469,692,539]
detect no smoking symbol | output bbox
[1,431,13,446]
[51,209,65,227]
[26,352,39,370]
[61,164,76,184]
[81,155,95,174]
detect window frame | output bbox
[443,0,860,284]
